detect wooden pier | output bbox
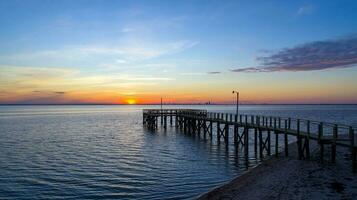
[143,109,357,172]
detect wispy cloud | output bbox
[0,40,198,68]
[0,65,175,103]
[120,15,188,35]
[231,35,357,73]
[207,71,221,74]
[121,27,135,33]
[0,66,77,81]
[297,5,314,15]
[0,65,173,89]
[33,90,66,95]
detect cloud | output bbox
[32,90,66,94]
[0,65,176,103]
[0,40,198,68]
[120,15,188,35]
[207,71,221,74]
[231,35,357,73]
[54,91,66,94]
[121,27,135,33]
[0,65,173,90]
[297,5,313,15]
[0,66,77,82]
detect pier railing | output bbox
[143,109,356,172]
[143,109,207,116]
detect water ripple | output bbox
[1,105,356,199]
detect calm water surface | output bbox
[0,105,356,199]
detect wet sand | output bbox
[198,142,357,200]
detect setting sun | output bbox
[126,99,137,105]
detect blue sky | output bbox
[1,0,357,104]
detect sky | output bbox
[1,0,357,104]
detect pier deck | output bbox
[143,109,357,172]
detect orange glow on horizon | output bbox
[126,99,137,105]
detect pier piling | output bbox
[143,109,357,172]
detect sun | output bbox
[126,99,137,105]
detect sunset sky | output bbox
[1,0,357,104]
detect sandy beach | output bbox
[198,142,357,200]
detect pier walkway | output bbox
[143,109,357,172]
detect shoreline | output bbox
[198,142,357,200]
[1,104,357,106]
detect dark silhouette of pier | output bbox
[143,109,357,172]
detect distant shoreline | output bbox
[0,104,357,106]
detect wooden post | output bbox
[161,111,163,125]
[244,126,249,158]
[331,124,337,163]
[184,118,187,134]
[170,111,173,126]
[209,121,213,139]
[217,122,221,142]
[318,122,324,163]
[197,119,201,135]
[264,117,268,126]
[288,118,291,129]
[278,117,281,129]
[349,127,356,173]
[275,118,278,157]
[203,120,207,139]
[234,115,238,145]
[225,124,229,144]
[259,128,263,158]
[267,130,271,155]
[297,119,301,159]
[155,116,158,128]
[284,119,288,156]
[306,120,310,160]
[254,127,258,154]
[164,115,167,129]
[269,116,272,127]
[175,111,178,127]
[193,118,196,135]
[155,116,158,129]
[175,115,178,129]
[187,118,190,134]
[192,118,196,135]
[188,118,191,134]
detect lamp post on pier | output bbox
[232,90,239,116]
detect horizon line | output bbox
[0,103,357,106]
